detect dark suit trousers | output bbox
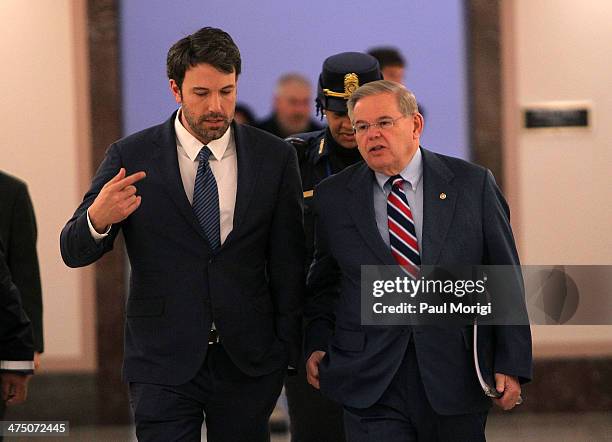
[343,340,487,442]
[129,344,285,442]
[285,353,345,442]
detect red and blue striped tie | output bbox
[387,176,420,278]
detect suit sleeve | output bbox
[7,183,44,353]
[482,169,533,383]
[267,146,306,367]
[60,143,124,268]
[303,187,342,359]
[0,242,34,364]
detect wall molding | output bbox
[86,0,129,424]
[466,0,504,186]
[5,359,609,425]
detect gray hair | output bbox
[347,80,418,121]
[275,73,311,95]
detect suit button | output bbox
[208,259,213,264]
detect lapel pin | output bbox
[439,192,447,200]
[318,138,325,155]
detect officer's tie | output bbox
[387,175,420,278]
[193,146,221,250]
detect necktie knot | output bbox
[388,175,404,189]
[198,146,212,163]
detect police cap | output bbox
[316,52,382,114]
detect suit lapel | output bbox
[222,123,262,246]
[420,147,457,264]
[150,112,209,242]
[347,164,396,265]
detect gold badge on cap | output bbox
[323,73,360,99]
[344,73,359,96]
[439,192,447,200]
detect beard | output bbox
[182,106,232,144]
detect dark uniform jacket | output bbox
[286,128,363,265]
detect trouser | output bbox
[129,343,285,442]
[343,340,487,442]
[285,354,346,442]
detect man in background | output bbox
[285,52,382,442]
[258,73,322,138]
[0,171,40,436]
[367,47,406,84]
[0,171,43,366]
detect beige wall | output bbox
[502,0,612,358]
[0,0,95,371]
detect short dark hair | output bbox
[367,47,406,69]
[167,27,241,91]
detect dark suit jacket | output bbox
[0,172,43,352]
[60,114,305,386]
[0,240,34,363]
[305,147,532,415]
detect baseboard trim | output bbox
[4,359,610,425]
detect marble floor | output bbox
[4,412,611,441]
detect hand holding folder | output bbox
[473,322,524,409]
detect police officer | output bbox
[285,52,382,442]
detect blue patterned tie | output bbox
[193,146,221,250]
[387,175,421,278]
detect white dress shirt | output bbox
[173,110,237,244]
[88,109,238,244]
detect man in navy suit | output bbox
[304,80,532,441]
[0,172,42,429]
[61,27,304,441]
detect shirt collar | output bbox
[174,108,232,161]
[374,147,423,192]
